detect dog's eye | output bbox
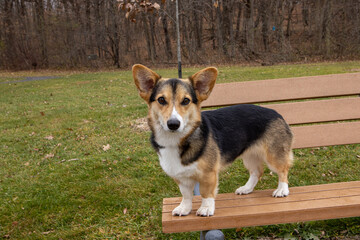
[157,97,167,105]
[181,98,191,106]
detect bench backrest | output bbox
[202,72,360,149]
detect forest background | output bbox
[1,0,360,70]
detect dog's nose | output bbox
[167,119,180,131]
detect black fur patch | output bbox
[150,133,164,152]
[201,104,284,163]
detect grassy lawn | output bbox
[1,61,360,239]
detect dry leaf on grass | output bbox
[44,153,54,159]
[44,135,54,140]
[102,144,111,151]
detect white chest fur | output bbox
[158,147,198,179]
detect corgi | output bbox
[132,64,294,217]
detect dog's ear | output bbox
[132,64,161,102]
[190,67,218,102]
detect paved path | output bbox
[1,76,59,84]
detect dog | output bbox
[132,64,293,217]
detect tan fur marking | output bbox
[262,118,293,184]
[132,64,161,102]
[190,67,218,102]
[196,136,221,198]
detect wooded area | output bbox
[1,0,360,70]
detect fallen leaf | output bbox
[44,135,54,140]
[123,208,127,214]
[102,144,111,151]
[298,151,304,156]
[42,230,54,235]
[44,153,54,159]
[67,158,79,162]
[40,112,45,116]
[24,162,30,166]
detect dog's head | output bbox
[132,64,218,134]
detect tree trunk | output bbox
[245,0,254,53]
[323,0,332,57]
[215,3,225,55]
[35,0,48,67]
[275,0,285,53]
[260,0,270,51]
[162,14,173,60]
[286,0,295,38]
[234,1,242,42]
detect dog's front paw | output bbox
[272,182,289,197]
[196,198,215,217]
[196,206,215,217]
[172,203,192,216]
[235,185,254,195]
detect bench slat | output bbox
[291,122,360,149]
[163,187,360,212]
[163,181,360,205]
[202,73,360,107]
[162,181,360,233]
[262,98,360,125]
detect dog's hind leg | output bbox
[235,146,264,195]
[265,150,293,197]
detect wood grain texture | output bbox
[262,98,360,125]
[162,181,360,233]
[291,122,360,149]
[202,72,360,107]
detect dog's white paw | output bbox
[196,206,214,217]
[235,186,254,195]
[172,203,192,216]
[272,182,289,197]
[196,198,215,217]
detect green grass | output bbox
[1,61,360,239]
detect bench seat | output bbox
[162,181,360,233]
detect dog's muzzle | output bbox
[167,119,181,131]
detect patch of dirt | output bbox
[131,117,150,132]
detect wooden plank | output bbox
[163,196,360,233]
[162,187,360,212]
[202,72,360,107]
[163,180,360,205]
[262,98,360,125]
[162,181,360,233]
[291,121,360,149]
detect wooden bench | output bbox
[162,72,360,234]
